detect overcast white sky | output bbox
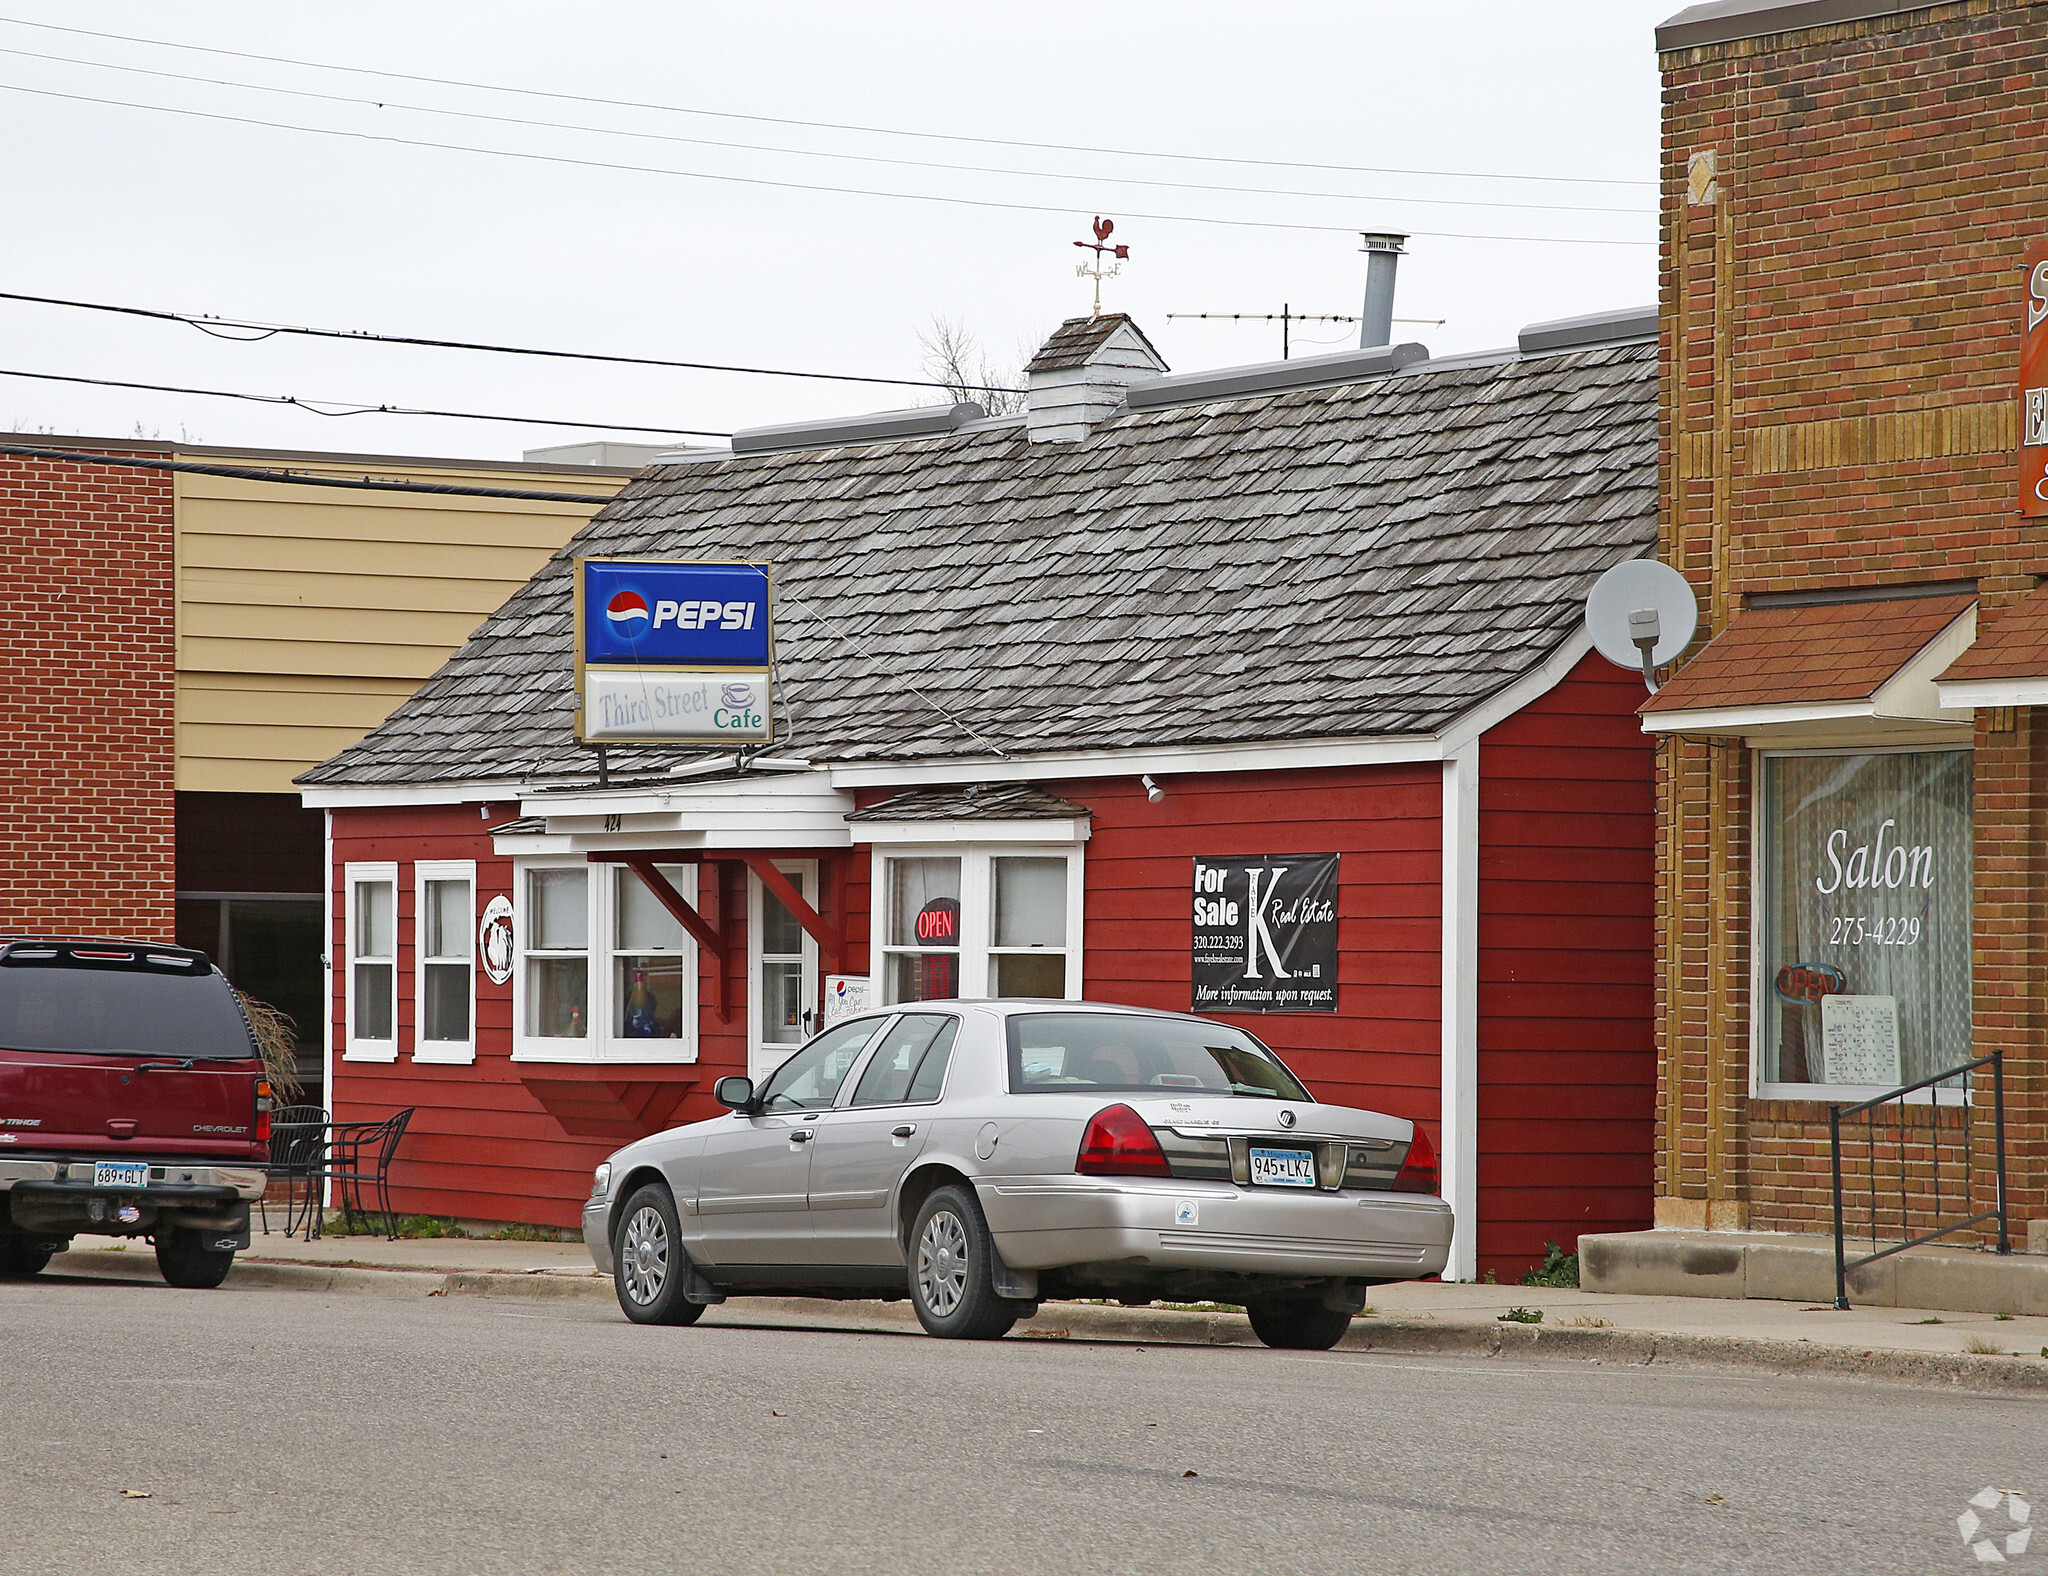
[0,1,1676,461]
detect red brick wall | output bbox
[0,448,176,939]
[1660,2,2048,1236]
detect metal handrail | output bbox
[1830,1049,2008,1311]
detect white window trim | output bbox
[511,857,700,1066]
[343,860,399,1064]
[1748,743,1972,1105]
[870,843,1084,1005]
[748,859,819,1081]
[413,859,476,1066]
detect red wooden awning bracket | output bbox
[739,852,842,957]
[607,855,728,963]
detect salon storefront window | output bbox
[1756,749,1972,1096]
[876,847,1083,1005]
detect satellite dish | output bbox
[1584,559,1698,687]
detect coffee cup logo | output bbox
[721,682,754,708]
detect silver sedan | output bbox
[584,1001,1452,1349]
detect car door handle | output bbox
[788,1130,814,1144]
[891,1125,916,1138]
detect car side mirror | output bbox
[713,1075,756,1112]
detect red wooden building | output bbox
[301,310,1660,1281]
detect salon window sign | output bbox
[1762,750,1972,1088]
[1191,855,1338,1014]
[2020,238,2048,517]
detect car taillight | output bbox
[255,1079,273,1144]
[1392,1122,1437,1194]
[1076,1104,1172,1177]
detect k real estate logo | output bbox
[1190,855,1339,1014]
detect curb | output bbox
[50,1251,2048,1393]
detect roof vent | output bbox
[1023,315,1169,443]
[1123,341,1429,412]
[1517,305,1658,357]
[730,401,985,458]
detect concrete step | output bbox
[1581,1228,2047,1315]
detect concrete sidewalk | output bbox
[43,1227,2048,1394]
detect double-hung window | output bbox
[415,861,475,1064]
[874,847,1082,1005]
[513,859,698,1063]
[344,862,398,1062]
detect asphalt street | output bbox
[2,1273,2042,1576]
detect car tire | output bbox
[154,1228,235,1290]
[1246,1298,1353,1351]
[0,1238,53,1277]
[613,1184,706,1327]
[909,1184,1017,1341]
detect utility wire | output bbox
[0,367,727,437]
[0,290,1020,395]
[0,14,1655,189]
[0,42,1652,217]
[0,81,1657,248]
[0,443,634,503]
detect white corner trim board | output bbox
[1438,741,1480,1284]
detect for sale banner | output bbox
[1190,855,1339,1014]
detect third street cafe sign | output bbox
[1191,855,1339,1014]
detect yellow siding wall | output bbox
[173,454,630,792]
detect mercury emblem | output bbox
[1277,1110,1296,1129]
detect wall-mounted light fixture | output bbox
[1140,775,1165,804]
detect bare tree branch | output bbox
[917,315,1025,417]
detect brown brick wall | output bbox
[0,448,176,939]
[1660,1,2048,1238]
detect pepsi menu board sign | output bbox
[573,558,774,743]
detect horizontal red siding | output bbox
[1474,653,1655,1281]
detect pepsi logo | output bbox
[605,591,651,627]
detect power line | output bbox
[0,42,1652,218]
[0,290,1020,395]
[0,80,1657,248]
[0,15,1657,190]
[0,367,727,437]
[0,442,635,503]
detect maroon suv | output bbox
[0,938,272,1288]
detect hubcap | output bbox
[621,1204,669,1306]
[917,1208,970,1317]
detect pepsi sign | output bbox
[580,560,771,667]
[574,557,775,744]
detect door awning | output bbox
[1639,591,1976,743]
[1936,587,2048,708]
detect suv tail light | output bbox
[1076,1104,1171,1178]
[1392,1122,1437,1194]
[255,1079,273,1145]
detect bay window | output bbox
[875,846,1082,1004]
[1755,748,1972,1097]
[344,861,398,1062]
[514,859,698,1063]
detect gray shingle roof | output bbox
[1024,314,1158,374]
[846,784,1090,823]
[301,340,1656,789]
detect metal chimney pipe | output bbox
[1358,232,1408,348]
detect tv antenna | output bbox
[1166,306,1446,360]
[1584,559,1699,693]
[1073,216,1129,318]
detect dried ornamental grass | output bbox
[237,992,305,1103]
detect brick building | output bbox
[1640,0,2048,1242]
[0,438,638,1101]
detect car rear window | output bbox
[1006,1013,1310,1100]
[0,947,256,1059]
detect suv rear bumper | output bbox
[0,1158,267,1198]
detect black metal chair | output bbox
[322,1108,415,1240]
[262,1106,330,1237]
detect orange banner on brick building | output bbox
[2020,240,2048,516]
